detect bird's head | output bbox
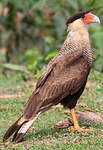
[66,11,100,26]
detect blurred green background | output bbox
[0,0,103,79]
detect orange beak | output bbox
[81,13,100,24]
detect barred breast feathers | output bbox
[60,19,92,65]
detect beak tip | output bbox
[93,16,100,24]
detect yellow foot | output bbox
[68,126,93,132]
[68,126,80,132]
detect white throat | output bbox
[67,19,89,43]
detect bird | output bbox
[3,11,100,143]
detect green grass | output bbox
[0,70,103,150]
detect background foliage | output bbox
[0,1,103,149]
[0,0,103,78]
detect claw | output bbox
[68,126,93,132]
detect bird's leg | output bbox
[68,108,93,132]
[69,108,79,131]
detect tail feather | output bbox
[3,92,42,143]
[12,133,24,143]
[12,113,40,143]
[3,117,26,142]
[3,113,40,143]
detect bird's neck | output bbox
[67,19,90,45]
[60,19,92,65]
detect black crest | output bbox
[66,11,89,25]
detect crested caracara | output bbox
[3,11,100,143]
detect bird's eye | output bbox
[81,15,85,18]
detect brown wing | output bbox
[23,50,91,119]
[36,57,57,89]
[35,52,91,111]
[36,50,85,89]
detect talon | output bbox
[68,126,93,132]
[68,125,80,132]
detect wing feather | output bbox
[38,55,90,111]
[33,50,91,112]
[36,50,85,89]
